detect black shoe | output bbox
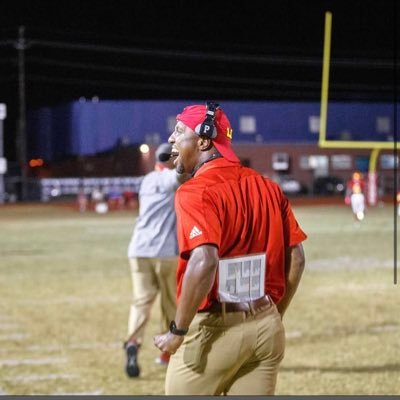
[125,343,140,377]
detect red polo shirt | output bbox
[175,158,307,310]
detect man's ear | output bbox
[198,136,213,151]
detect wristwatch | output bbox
[169,320,188,336]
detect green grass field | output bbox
[0,202,399,395]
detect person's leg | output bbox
[226,305,285,395]
[125,257,158,377]
[360,193,366,213]
[126,257,158,344]
[155,257,178,334]
[154,257,178,365]
[351,194,365,221]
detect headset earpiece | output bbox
[194,101,219,139]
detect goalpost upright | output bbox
[318,11,398,205]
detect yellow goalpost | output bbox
[318,11,398,205]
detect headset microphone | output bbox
[158,153,172,162]
[155,143,173,162]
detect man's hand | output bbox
[153,332,184,355]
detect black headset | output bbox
[194,101,220,139]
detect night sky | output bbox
[0,0,398,161]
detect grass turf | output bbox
[0,202,398,395]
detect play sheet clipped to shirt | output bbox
[218,253,266,302]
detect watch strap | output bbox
[169,320,188,336]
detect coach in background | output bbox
[124,143,189,378]
[154,102,307,395]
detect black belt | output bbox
[200,295,272,314]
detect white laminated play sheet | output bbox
[218,253,266,303]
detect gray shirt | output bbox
[128,168,179,258]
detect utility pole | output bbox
[15,26,28,201]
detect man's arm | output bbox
[174,245,218,328]
[276,243,305,318]
[153,244,218,354]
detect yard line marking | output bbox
[369,324,399,333]
[307,257,392,270]
[306,224,394,234]
[0,315,14,321]
[69,342,121,350]
[286,331,303,339]
[316,282,394,293]
[26,341,120,352]
[16,296,125,305]
[5,373,79,383]
[0,323,21,330]
[51,390,103,395]
[0,333,29,341]
[0,357,67,366]
[25,344,60,352]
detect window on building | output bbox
[376,116,391,134]
[272,153,289,171]
[299,156,311,170]
[331,154,352,170]
[299,155,328,176]
[239,116,256,134]
[380,154,399,169]
[308,116,320,134]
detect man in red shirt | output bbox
[154,102,307,395]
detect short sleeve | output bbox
[278,187,307,247]
[175,185,220,257]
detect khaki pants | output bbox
[127,257,177,345]
[165,302,285,395]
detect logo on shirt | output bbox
[189,225,203,239]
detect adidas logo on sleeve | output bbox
[189,226,203,239]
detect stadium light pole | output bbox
[15,26,28,201]
[0,104,6,204]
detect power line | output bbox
[26,74,323,98]
[0,40,15,47]
[25,57,395,93]
[0,75,16,83]
[1,30,396,107]
[27,73,393,100]
[26,56,321,88]
[28,39,396,69]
